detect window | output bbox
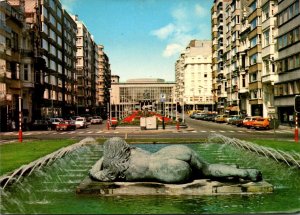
[42,39,48,50]
[262,4,270,21]
[42,6,48,18]
[250,36,257,47]
[23,64,29,81]
[263,29,270,47]
[50,29,56,41]
[250,54,258,65]
[249,0,257,13]
[57,23,62,33]
[50,14,56,26]
[42,22,48,34]
[242,75,246,87]
[250,18,257,30]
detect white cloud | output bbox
[163,43,184,58]
[60,0,76,13]
[151,23,175,40]
[151,3,211,58]
[195,4,207,17]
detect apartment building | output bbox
[211,0,231,114]
[97,45,111,119]
[62,10,77,117]
[261,0,278,117]
[275,0,300,124]
[0,0,33,131]
[175,40,213,112]
[72,15,98,116]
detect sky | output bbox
[60,0,214,82]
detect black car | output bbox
[30,120,51,130]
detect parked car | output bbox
[215,114,228,123]
[30,120,51,131]
[226,115,239,124]
[75,117,87,128]
[194,113,208,120]
[49,118,63,130]
[227,115,243,124]
[203,114,218,121]
[56,120,76,131]
[91,116,103,124]
[232,116,245,127]
[243,116,262,129]
[253,117,270,130]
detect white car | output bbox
[75,117,87,128]
[91,116,103,124]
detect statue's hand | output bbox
[246,169,262,182]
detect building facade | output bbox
[275,0,300,124]
[0,0,33,131]
[111,78,175,119]
[97,45,111,119]
[175,40,214,112]
[211,0,299,124]
[72,15,98,116]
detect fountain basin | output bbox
[76,177,273,196]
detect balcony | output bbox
[262,73,278,84]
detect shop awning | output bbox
[231,106,240,112]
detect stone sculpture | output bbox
[89,137,262,183]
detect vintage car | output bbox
[91,116,103,124]
[215,114,228,123]
[75,117,88,128]
[253,117,270,130]
[56,120,76,131]
[242,116,262,129]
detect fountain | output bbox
[1,135,299,214]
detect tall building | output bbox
[97,45,111,119]
[72,15,98,116]
[175,40,213,112]
[275,0,300,124]
[0,0,34,131]
[211,0,299,125]
[211,0,231,114]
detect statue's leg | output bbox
[202,164,262,182]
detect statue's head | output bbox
[101,137,131,181]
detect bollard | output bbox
[295,113,298,143]
[176,121,179,130]
[106,120,110,130]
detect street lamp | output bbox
[109,88,112,126]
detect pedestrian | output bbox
[12,120,16,131]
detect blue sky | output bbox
[60,0,214,82]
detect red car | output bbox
[56,120,76,131]
[243,116,262,129]
[253,118,271,130]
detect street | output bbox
[0,115,295,143]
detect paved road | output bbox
[0,115,296,143]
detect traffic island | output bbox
[76,177,273,196]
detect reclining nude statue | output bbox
[89,137,262,184]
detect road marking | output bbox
[238,131,244,133]
[96,131,103,133]
[87,131,93,134]
[69,131,76,134]
[60,132,67,134]
[220,130,225,133]
[191,130,197,133]
[78,131,84,134]
[210,131,216,132]
[229,131,235,133]
[200,130,207,133]
[24,133,32,135]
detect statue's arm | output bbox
[89,157,104,178]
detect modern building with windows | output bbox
[175,40,214,112]
[111,78,175,119]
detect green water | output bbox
[1,143,300,214]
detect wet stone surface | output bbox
[76,177,273,196]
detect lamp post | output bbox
[109,88,112,126]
